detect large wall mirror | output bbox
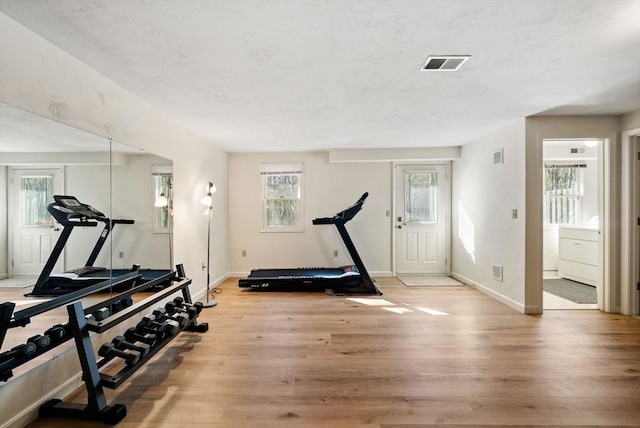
[0,103,173,380]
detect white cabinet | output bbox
[558,226,598,286]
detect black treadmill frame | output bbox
[28,195,165,297]
[239,192,382,295]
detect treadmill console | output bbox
[312,192,368,225]
[49,195,105,223]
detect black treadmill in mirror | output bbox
[238,192,382,295]
[27,195,171,297]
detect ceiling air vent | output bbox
[421,55,470,71]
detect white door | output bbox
[11,168,64,276]
[395,164,449,274]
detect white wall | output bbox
[451,119,528,312]
[58,154,174,271]
[0,166,7,279]
[229,151,392,276]
[0,13,228,428]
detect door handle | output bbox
[397,225,402,229]
[53,227,60,232]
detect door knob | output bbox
[397,225,402,229]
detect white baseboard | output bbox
[371,271,393,277]
[451,272,538,314]
[1,355,83,428]
[229,271,249,278]
[191,272,228,302]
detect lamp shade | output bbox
[200,194,212,207]
[154,194,168,207]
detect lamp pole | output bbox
[202,184,217,308]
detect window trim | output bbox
[260,163,304,233]
[543,163,584,225]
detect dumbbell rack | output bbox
[38,270,208,425]
[0,270,149,382]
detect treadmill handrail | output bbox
[32,195,135,294]
[85,217,135,267]
[312,192,368,225]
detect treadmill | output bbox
[239,192,382,295]
[27,195,171,297]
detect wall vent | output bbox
[491,264,503,282]
[493,148,504,165]
[421,55,470,71]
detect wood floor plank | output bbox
[0,277,636,427]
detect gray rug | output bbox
[543,278,597,304]
[397,274,465,287]
[0,276,37,288]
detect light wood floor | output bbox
[8,277,640,427]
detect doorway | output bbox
[9,168,64,277]
[394,163,450,275]
[542,140,601,309]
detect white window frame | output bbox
[260,163,304,232]
[543,163,584,225]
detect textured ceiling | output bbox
[1,0,639,153]
[0,104,139,153]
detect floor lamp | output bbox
[201,182,217,308]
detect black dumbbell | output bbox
[142,308,181,336]
[137,314,167,333]
[91,307,111,321]
[0,342,37,363]
[110,297,132,314]
[44,324,68,344]
[124,327,157,347]
[166,301,197,320]
[153,307,189,329]
[27,334,51,349]
[173,297,203,315]
[141,314,180,337]
[98,342,140,366]
[111,335,150,357]
[135,321,167,339]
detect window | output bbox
[261,163,303,231]
[21,176,53,227]
[404,171,438,224]
[152,165,173,233]
[544,165,583,224]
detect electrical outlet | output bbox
[512,209,518,219]
[119,252,124,259]
[242,250,247,257]
[333,250,338,257]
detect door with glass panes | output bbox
[395,164,448,274]
[11,169,64,276]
